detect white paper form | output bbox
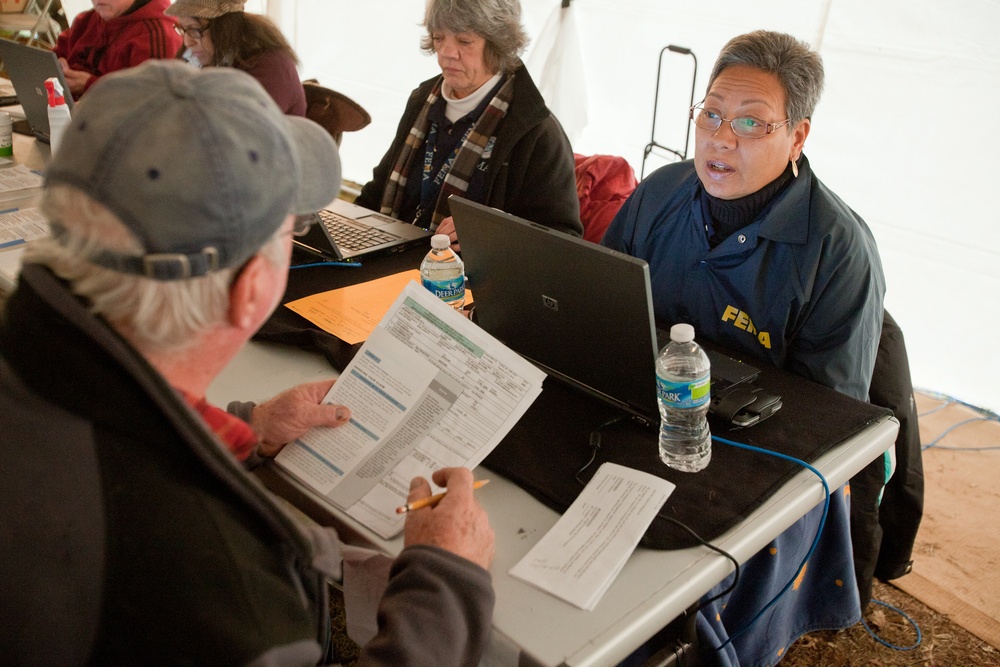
[0,206,47,249]
[0,207,47,290]
[0,165,43,194]
[509,463,676,611]
[275,281,545,539]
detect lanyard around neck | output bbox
[416,120,475,224]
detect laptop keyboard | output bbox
[317,209,401,251]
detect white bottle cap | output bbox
[431,234,451,249]
[669,323,695,343]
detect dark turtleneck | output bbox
[705,158,797,247]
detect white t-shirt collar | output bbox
[441,72,504,123]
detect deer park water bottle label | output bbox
[656,374,710,409]
[422,275,465,306]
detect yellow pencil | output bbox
[395,479,490,514]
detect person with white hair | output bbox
[0,60,495,666]
[354,0,582,249]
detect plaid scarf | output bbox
[379,71,516,229]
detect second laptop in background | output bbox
[0,38,74,143]
[293,198,432,262]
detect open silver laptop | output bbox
[293,198,432,261]
[0,38,74,143]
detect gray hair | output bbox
[25,185,287,355]
[707,30,825,124]
[420,0,529,75]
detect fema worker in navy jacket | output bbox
[603,31,886,666]
[604,32,884,403]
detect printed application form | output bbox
[0,207,47,249]
[0,207,47,291]
[0,165,44,194]
[510,463,676,611]
[275,281,545,538]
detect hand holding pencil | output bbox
[402,467,495,570]
[396,479,490,513]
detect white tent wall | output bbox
[260,0,998,413]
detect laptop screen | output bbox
[449,196,661,424]
[0,38,74,142]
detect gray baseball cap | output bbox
[45,59,340,280]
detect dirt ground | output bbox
[325,577,1000,666]
[782,579,1000,666]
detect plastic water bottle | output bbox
[0,111,12,158]
[420,234,465,311]
[45,78,72,156]
[656,323,712,472]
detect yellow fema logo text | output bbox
[721,305,772,349]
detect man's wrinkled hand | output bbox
[251,379,350,457]
[404,467,494,570]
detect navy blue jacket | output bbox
[602,156,885,401]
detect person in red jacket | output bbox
[55,0,182,97]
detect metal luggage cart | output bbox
[641,44,697,180]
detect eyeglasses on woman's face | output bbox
[690,102,791,139]
[173,22,209,40]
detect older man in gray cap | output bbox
[0,61,494,666]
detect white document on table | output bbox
[0,165,43,194]
[509,462,676,611]
[0,207,47,290]
[274,280,546,539]
[0,206,46,249]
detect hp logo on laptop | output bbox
[542,295,558,311]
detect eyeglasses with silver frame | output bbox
[690,102,791,139]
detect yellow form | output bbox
[285,270,474,344]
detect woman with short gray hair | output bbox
[355,0,581,249]
[708,30,825,126]
[420,0,529,75]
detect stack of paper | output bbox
[509,462,675,611]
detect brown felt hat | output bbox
[164,0,246,19]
